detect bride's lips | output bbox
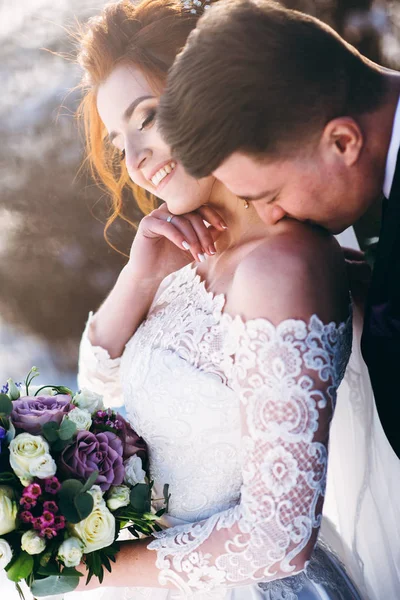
[147,160,177,194]
[154,166,176,194]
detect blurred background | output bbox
[0,0,399,388]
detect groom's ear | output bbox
[320,117,364,167]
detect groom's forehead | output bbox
[213,152,288,191]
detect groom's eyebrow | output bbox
[238,189,277,202]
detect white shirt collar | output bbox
[383,94,400,198]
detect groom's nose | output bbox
[270,205,287,224]
[253,203,287,226]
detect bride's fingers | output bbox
[161,215,207,261]
[142,216,205,262]
[207,226,223,244]
[196,205,227,231]
[184,212,218,256]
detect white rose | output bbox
[72,504,115,553]
[87,485,105,507]
[73,389,104,414]
[106,485,130,512]
[64,408,92,431]
[58,537,84,568]
[21,530,46,555]
[0,539,12,569]
[124,455,146,486]
[0,487,18,535]
[9,433,50,485]
[29,453,57,480]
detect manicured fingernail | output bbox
[220,223,228,229]
[198,253,207,262]
[182,241,190,250]
[209,247,216,255]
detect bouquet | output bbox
[0,368,170,598]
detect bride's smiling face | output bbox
[97,63,215,214]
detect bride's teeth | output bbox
[151,162,176,186]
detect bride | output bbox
[72,0,357,598]
[72,0,400,598]
[1,0,395,599]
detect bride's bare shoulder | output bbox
[230,221,350,324]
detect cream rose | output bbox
[124,455,146,486]
[64,407,92,431]
[0,487,17,535]
[29,453,57,479]
[87,485,105,507]
[73,389,104,414]
[9,433,50,485]
[58,537,84,568]
[21,530,46,555]
[106,485,130,512]
[0,539,13,569]
[72,503,115,553]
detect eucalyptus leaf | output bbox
[74,492,94,521]
[50,438,70,452]
[81,470,99,494]
[59,479,85,523]
[6,552,34,583]
[58,419,77,441]
[62,567,84,578]
[0,471,18,485]
[42,421,60,443]
[130,483,151,513]
[36,564,60,577]
[31,574,80,597]
[0,394,13,416]
[60,479,84,497]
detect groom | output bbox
[158,0,400,457]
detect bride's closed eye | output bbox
[139,108,157,131]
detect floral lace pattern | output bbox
[78,264,352,597]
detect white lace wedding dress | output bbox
[74,262,362,600]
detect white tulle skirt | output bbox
[320,303,400,599]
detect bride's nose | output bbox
[126,145,152,171]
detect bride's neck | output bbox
[207,180,268,251]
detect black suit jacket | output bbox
[362,147,400,458]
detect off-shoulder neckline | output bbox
[158,263,352,334]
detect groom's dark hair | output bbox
[158,0,386,178]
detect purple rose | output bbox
[60,430,124,492]
[114,414,149,468]
[11,395,73,434]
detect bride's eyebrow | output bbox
[107,95,155,144]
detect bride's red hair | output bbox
[76,0,206,251]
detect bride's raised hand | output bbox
[127,203,226,281]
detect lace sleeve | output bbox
[77,312,124,409]
[147,313,351,595]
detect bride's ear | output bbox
[321,117,364,166]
